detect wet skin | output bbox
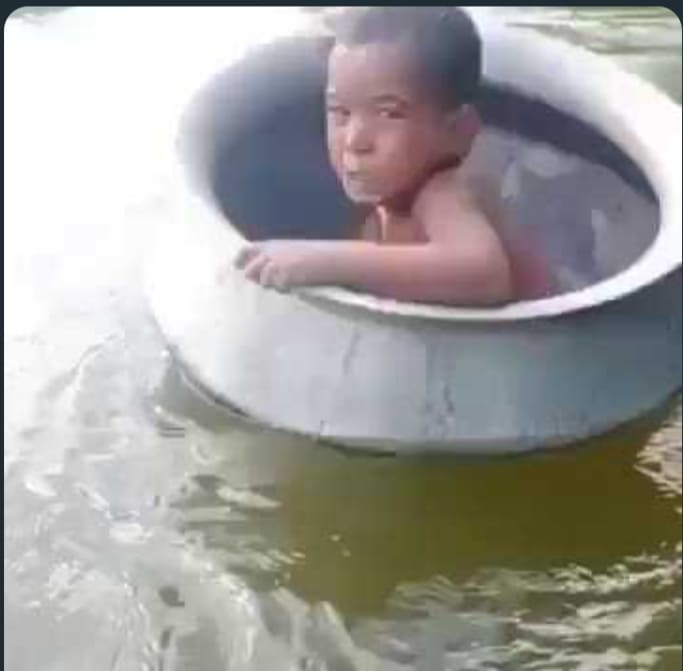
[235,41,513,306]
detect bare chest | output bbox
[356,208,428,244]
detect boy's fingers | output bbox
[243,252,270,283]
[260,263,289,291]
[234,244,259,269]
[235,244,290,292]
[259,263,276,288]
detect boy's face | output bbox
[326,41,458,205]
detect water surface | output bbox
[4,7,681,670]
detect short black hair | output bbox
[331,6,481,110]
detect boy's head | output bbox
[325,7,482,205]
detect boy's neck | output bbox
[380,153,462,215]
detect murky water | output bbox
[4,7,681,670]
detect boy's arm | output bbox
[235,178,513,306]
[236,232,511,306]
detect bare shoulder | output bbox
[412,165,513,300]
[413,165,502,243]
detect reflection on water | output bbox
[4,7,681,670]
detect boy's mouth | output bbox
[344,169,373,185]
[344,169,374,186]
[342,173,383,203]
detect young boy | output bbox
[235,7,515,306]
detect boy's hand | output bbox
[234,240,331,290]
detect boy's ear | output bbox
[448,104,481,132]
[447,104,481,157]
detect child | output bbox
[235,7,518,306]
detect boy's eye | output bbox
[377,107,407,120]
[326,104,350,122]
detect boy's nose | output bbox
[345,117,374,154]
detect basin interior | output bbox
[181,37,660,296]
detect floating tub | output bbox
[145,15,682,454]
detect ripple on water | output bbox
[4,6,681,671]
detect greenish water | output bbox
[4,7,681,670]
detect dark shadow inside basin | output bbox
[179,36,660,296]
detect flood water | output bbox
[4,7,682,670]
